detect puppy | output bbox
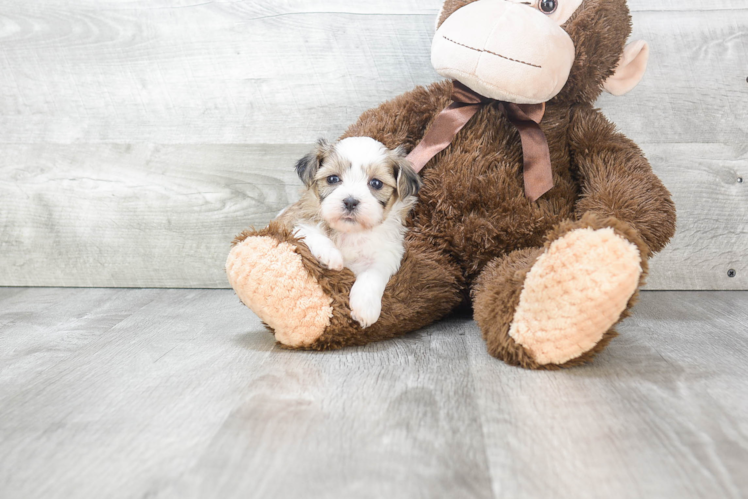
[276,137,422,328]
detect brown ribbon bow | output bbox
[406,81,554,202]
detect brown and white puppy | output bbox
[277,137,422,328]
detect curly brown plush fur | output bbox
[229,0,676,368]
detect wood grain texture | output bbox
[644,143,748,290]
[0,288,746,497]
[466,290,748,498]
[0,143,308,288]
[0,0,746,289]
[0,1,743,144]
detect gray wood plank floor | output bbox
[0,289,746,498]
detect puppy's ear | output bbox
[295,139,331,187]
[392,154,422,199]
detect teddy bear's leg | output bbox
[226,223,464,350]
[472,214,649,369]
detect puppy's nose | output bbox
[343,197,359,212]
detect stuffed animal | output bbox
[226,0,676,369]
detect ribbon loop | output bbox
[405,81,554,202]
[404,83,484,175]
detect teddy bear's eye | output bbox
[369,179,384,190]
[327,175,341,184]
[539,0,558,14]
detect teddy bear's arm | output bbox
[340,81,453,151]
[568,104,676,256]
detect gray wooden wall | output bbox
[0,0,746,290]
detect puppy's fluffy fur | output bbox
[277,137,422,328]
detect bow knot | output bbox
[406,81,554,202]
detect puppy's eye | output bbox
[369,179,384,190]
[327,175,341,184]
[539,0,557,14]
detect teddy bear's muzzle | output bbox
[431,0,575,105]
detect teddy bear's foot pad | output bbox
[509,227,641,365]
[226,236,333,348]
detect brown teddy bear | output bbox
[226,0,676,369]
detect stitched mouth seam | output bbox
[442,35,542,69]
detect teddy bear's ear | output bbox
[603,40,650,96]
[295,139,330,187]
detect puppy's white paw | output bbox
[312,247,344,271]
[349,285,382,329]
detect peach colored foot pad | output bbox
[226,236,333,348]
[509,228,641,365]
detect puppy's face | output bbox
[295,137,421,233]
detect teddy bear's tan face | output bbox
[432,0,581,104]
[435,0,636,104]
